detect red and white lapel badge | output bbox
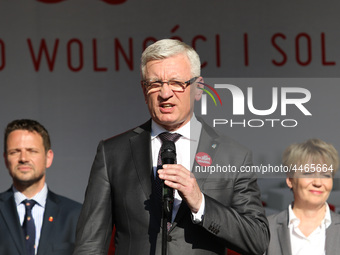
[195,152,212,167]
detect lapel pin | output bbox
[212,144,217,149]
[195,152,212,166]
[49,216,53,222]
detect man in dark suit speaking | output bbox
[0,119,82,255]
[73,39,269,255]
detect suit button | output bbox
[167,235,172,242]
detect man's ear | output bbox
[195,77,204,101]
[45,149,54,169]
[3,152,8,169]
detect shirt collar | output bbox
[13,183,48,208]
[324,202,332,228]
[288,204,300,228]
[151,114,201,141]
[288,202,332,229]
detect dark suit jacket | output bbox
[0,188,82,255]
[266,208,340,255]
[74,119,269,255]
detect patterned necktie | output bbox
[156,132,182,193]
[157,132,181,169]
[22,199,37,255]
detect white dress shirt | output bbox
[14,183,48,255]
[288,203,331,255]
[151,114,204,223]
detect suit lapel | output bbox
[276,208,340,255]
[325,211,340,254]
[192,120,220,189]
[37,191,60,255]
[173,119,220,226]
[130,120,153,199]
[0,190,26,254]
[277,210,292,255]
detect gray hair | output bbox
[283,138,339,177]
[141,39,201,79]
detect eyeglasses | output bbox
[141,77,199,92]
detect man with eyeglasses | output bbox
[73,39,269,255]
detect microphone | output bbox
[160,141,176,218]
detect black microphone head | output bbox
[161,141,176,163]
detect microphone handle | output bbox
[162,158,174,217]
